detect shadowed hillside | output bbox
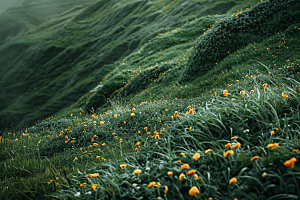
[0,0,94,43]
[0,0,251,130]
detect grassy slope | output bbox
[1,0,300,199]
[0,0,248,130]
[0,0,94,43]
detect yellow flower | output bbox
[156,182,161,188]
[181,152,185,156]
[282,92,288,98]
[189,186,200,196]
[181,164,189,170]
[131,113,135,116]
[174,111,178,118]
[189,109,194,114]
[164,185,168,195]
[187,169,197,175]
[232,142,241,149]
[194,173,201,180]
[96,156,100,159]
[177,160,181,163]
[155,135,160,139]
[229,177,237,185]
[135,142,140,146]
[134,169,142,174]
[167,171,173,175]
[284,157,297,168]
[250,90,254,94]
[236,80,239,83]
[271,130,275,135]
[114,114,117,118]
[15,139,18,142]
[205,149,213,154]
[93,121,96,124]
[192,152,200,160]
[91,173,99,178]
[250,156,260,161]
[80,184,85,187]
[93,143,98,146]
[135,148,138,151]
[100,121,104,125]
[263,83,267,91]
[223,90,228,97]
[92,184,97,191]
[147,132,151,135]
[225,143,231,148]
[120,164,127,170]
[240,90,245,96]
[262,172,267,178]
[144,127,147,130]
[231,136,238,140]
[86,174,92,178]
[148,181,156,188]
[223,150,234,157]
[179,173,185,181]
[268,143,279,149]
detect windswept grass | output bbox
[1,0,300,199]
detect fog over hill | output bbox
[0,0,94,42]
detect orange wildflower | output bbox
[86,174,92,178]
[282,92,288,98]
[174,111,178,118]
[223,150,234,157]
[263,83,267,91]
[189,186,200,196]
[187,169,197,175]
[284,157,297,168]
[205,149,213,154]
[134,169,142,174]
[223,90,228,97]
[193,152,200,160]
[167,171,173,175]
[231,136,238,140]
[164,186,168,195]
[225,143,231,148]
[181,164,189,169]
[250,156,260,161]
[268,143,279,149]
[179,173,185,181]
[232,142,241,149]
[229,177,237,185]
[189,109,194,114]
[148,181,156,188]
[91,173,99,178]
[92,184,97,191]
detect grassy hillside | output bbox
[0,0,255,130]
[0,0,94,43]
[1,0,300,199]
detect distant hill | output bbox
[1,0,252,130]
[0,0,94,43]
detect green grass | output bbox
[1,0,300,199]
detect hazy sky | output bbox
[0,0,24,14]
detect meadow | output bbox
[1,0,300,199]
